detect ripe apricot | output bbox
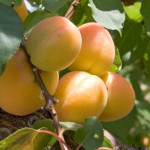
[0,48,59,116]
[54,71,108,124]
[26,16,82,72]
[97,147,113,150]
[141,136,150,147]
[99,72,135,122]
[69,23,115,77]
[14,0,28,22]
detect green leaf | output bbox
[57,0,72,16]
[43,0,69,13]
[59,68,71,78]
[136,101,150,129]
[141,0,150,33]
[0,3,23,75]
[120,64,144,100]
[114,19,143,66]
[0,127,51,150]
[101,136,113,148]
[74,117,104,150]
[144,52,150,79]
[109,48,122,72]
[60,121,82,131]
[89,0,125,33]
[24,10,56,37]
[33,119,57,146]
[33,119,56,132]
[124,2,143,22]
[0,0,22,6]
[102,108,137,144]
[72,0,94,26]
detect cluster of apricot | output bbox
[0,1,135,125]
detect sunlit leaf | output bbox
[101,136,113,148]
[109,48,122,72]
[60,121,82,131]
[89,0,125,33]
[124,2,142,22]
[0,128,51,150]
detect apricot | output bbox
[97,147,113,150]
[14,0,28,22]
[69,23,115,77]
[54,71,108,124]
[0,48,59,116]
[141,136,150,147]
[99,72,135,122]
[26,16,82,72]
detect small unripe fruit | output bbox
[26,16,82,72]
[69,23,115,76]
[99,72,135,122]
[54,71,108,124]
[0,48,59,116]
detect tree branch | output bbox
[103,130,146,150]
[19,1,81,150]
[65,0,80,20]
[21,39,69,150]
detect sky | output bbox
[24,0,37,12]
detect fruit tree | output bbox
[0,0,150,150]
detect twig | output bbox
[21,40,60,131]
[104,130,146,150]
[32,68,60,129]
[104,130,122,149]
[65,0,80,20]
[21,39,69,150]
[38,130,71,150]
[19,1,81,149]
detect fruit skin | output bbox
[97,147,113,150]
[54,71,108,124]
[14,0,28,22]
[99,72,135,122]
[26,16,82,72]
[140,135,150,147]
[0,48,59,116]
[69,23,115,77]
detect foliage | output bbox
[0,0,150,149]
[0,3,23,75]
[0,127,52,150]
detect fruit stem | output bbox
[65,0,80,19]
